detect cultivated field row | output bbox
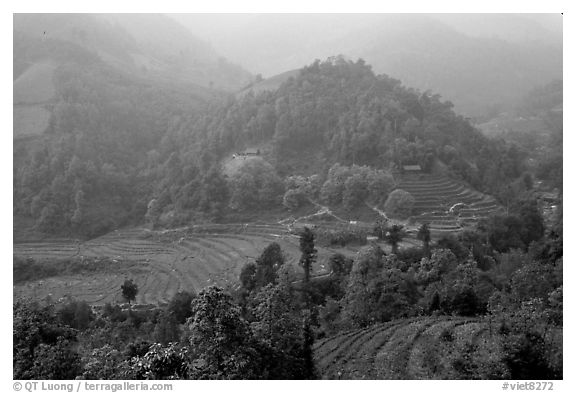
[14,225,336,306]
[397,175,503,232]
[314,316,495,379]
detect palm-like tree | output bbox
[385,224,405,254]
[417,223,431,256]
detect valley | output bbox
[13,168,504,307]
[12,13,562,381]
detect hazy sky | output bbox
[169,13,562,77]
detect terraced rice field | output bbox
[13,223,341,305]
[314,316,495,379]
[396,175,503,233]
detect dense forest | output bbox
[14,57,542,237]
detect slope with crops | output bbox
[396,174,503,233]
[13,224,336,305]
[314,315,497,379]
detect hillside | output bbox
[13,61,57,138]
[13,223,347,305]
[314,316,497,379]
[13,14,254,140]
[475,79,562,189]
[173,13,562,117]
[398,174,503,233]
[143,58,524,226]
[238,69,300,97]
[12,15,563,382]
[13,13,253,91]
[14,56,528,237]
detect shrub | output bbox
[384,189,415,219]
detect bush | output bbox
[283,188,308,210]
[384,189,415,219]
[314,227,367,247]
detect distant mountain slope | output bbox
[13,13,256,141]
[238,69,300,97]
[475,79,562,189]
[13,61,57,104]
[13,13,253,91]
[13,61,57,138]
[173,13,561,117]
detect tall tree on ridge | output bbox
[299,227,317,286]
[417,223,432,257]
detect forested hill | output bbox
[139,59,527,228]
[476,79,562,190]
[153,57,525,195]
[173,13,562,117]
[14,57,528,237]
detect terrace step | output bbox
[397,174,503,230]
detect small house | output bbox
[403,164,421,173]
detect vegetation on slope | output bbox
[13,198,562,379]
[14,55,534,237]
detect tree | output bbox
[250,280,311,379]
[29,337,82,380]
[145,199,160,228]
[229,159,283,211]
[239,262,257,293]
[152,312,180,345]
[373,219,388,240]
[81,345,126,380]
[384,189,415,219]
[255,242,285,288]
[283,188,307,210]
[301,310,316,379]
[167,291,195,324]
[13,300,78,379]
[121,279,138,305]
[417,223,431,256]
[329,253,353,277]
[299,227,317,285]
[56,299,94,330]
[514,199,545,247]
[385,224,405,254]
[187,286,262,379]
[71,188,85,227]
[340,246,412,327]
[367,170,396,205]
[239,243,286,296]
[342,173,368,209]
[128,343,189,380]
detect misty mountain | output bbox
[172,13,562,117]
[14,13,252,90]
[13,13,255,142]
